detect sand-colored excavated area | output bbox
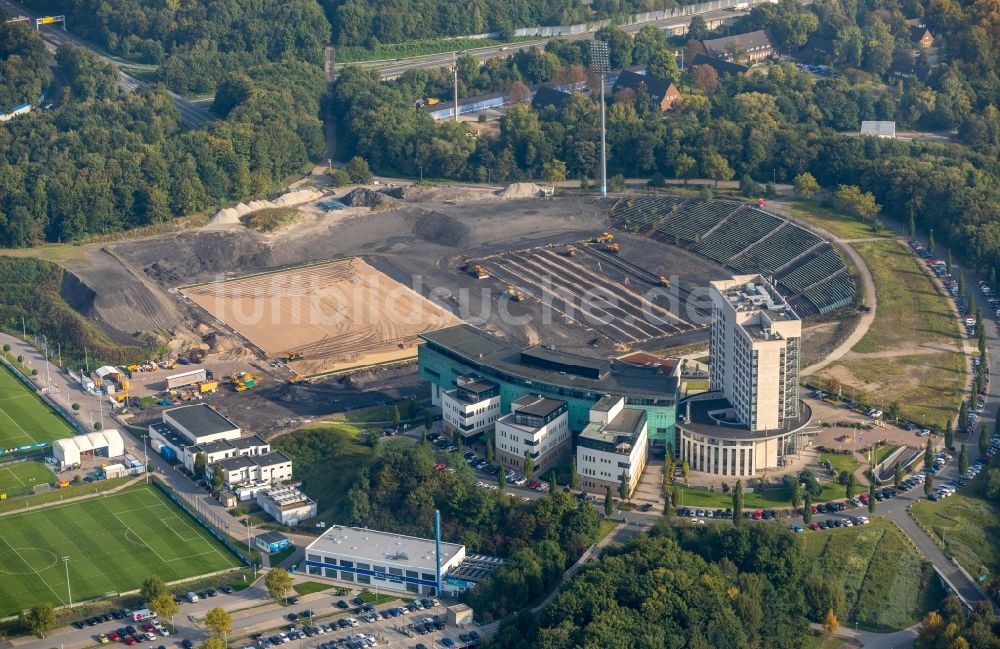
[181,258,461,375]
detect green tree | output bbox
[887,401,901,422]
[833,184,880,222]
[569,457,580,489]
[328,168,352,186]
[485,436,494,465]
[845,472,856,500]
[681,461,689,479]
[71,402,80,411]
[211,463,225,495]
[646,48,679,82]
[194,452,207,479]
[523,450,534,479]
[946,249,953,275]
[619,470,630,501]
[732,479,743,525]
[674,153,697,185]
[944,423,954,450]
[893,463,903,489]
[702,152,734,188]
[803,492,812,524]
[25,603,55,638]
[822,608,838,636]
[791,480,802,510]
[959,400,969,432]
[959,444,969,476]
[423,410,432,433]
[265,568,293,602]
[868,481,875,513]
[203,636,227,649]
[793,172,819,198]
[541,159,567,183]
[498,468,507,490]
[344,156,373,184]
[981,426,990,455]
[93,420,102,430]
[141,575,166,604]
[924,473,934,497]
[928,229,935,254]
[148,592,179,627]
[908,211,916,238]
[604,486,614,517]
[924,439,934,469]
[204,607,232,639]
[392,405,401,426]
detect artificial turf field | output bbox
[0,460,56,494]
[0,361,76,447]
[0,485,240,616]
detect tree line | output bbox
[0,39,324,248]
[0,20,52,112]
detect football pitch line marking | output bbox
[0,405,35,445]
[162,515,203,542]
[0,394,31,403]
[114,511,170,564]
[0,530,65,606]
[0,467,25,487]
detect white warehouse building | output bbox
[53,430,125,468]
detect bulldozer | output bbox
[592,232,614,243]
[564,245,577,257]
[283,351,303,361]
[506,284,525,302]
[659,276,671,287]
[472,264,489,279]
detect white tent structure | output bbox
[53,429,125,467]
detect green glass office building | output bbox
[418,325,678,447]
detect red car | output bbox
[142,624,155,633]
[810,522,821,531]
[107,632,121,642]
[528,480,541,490]
[124,637,138,646]
[859,493,870,504]
[433,463,446,472]
[753,509,763,520]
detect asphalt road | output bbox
[350,7,749,80]
[0,0,213,127]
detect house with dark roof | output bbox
[889,61,932,83]
[531,86,573,111]
[689,53,750,79]
[612,69,684,111]
[702,30,775,63]
[800,35,836,62]
[909,25,935,48]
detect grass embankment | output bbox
[782,200,890,240]
[294,581,333,596]
[910,468,1000,578]
[244,208,302,233]
[818,239,965,429]
[802,519,944,631]
[273,425,405,522]
[819,452,860,475]
[675,483,844,509]
[336,37,531,63]
[872,444,900,467]
[328,400,425,424]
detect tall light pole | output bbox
[589,40,609,197]
[63,556,72,606]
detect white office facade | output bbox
[577,396,649,495]
[495,395,571,474]
[440,377,502,439]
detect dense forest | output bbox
[0,21,51,112]
[0,39,323,247]
[21,0,328,94]
[332,0,1000,270]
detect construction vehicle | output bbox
[126,364,140,373]
[288,374,302,384]
[231,371,258,391]
[606,242,620,254]
[592,232,614,243]
[564,245,577,257]
[472,264,489,279]
[426,98,441,105]
[506,284,525,302]
[198,380,219,394]
[659,276,671,287]
[284,351,303,361]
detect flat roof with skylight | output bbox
[306,526,465,570]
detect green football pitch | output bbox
[0,485,241,616]
[0,460,56,494]
[0,361,76,448]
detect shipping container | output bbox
[165,368,208,390]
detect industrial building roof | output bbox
[306,526,464,570]
[256,530,288,544]
[447,554,505,584]
[419,325,677,400]
[165,404,239,439]
[590,395,623,412]
[259,485,313,509]
[679,393,813,439]
[512,395,566,418]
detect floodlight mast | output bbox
[589,41,610,197]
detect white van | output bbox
[187,592,199,603]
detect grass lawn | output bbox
[801,632,847,649]
[675,482,844,510]
[802,519,943,631]
[0,361,77,447]
[0,476,133,513]
[0,484,240,616]
[851,240,960,353]
[872,445,900,466]
[293,581,333,596]
[819,452,860,475]
[358,591,398,605]
[910,472,1000,578]
[0,460,56,495]
[781,200,890,240]
[329,401,425,425]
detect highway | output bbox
[339,6,750,80]
[0,0,213,127]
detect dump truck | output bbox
[593,232,614,243]
[199,380,218,394]
[472,264,489,279]
[284,351,302,361]
[564,245,577,257]
[606,242,620,254]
